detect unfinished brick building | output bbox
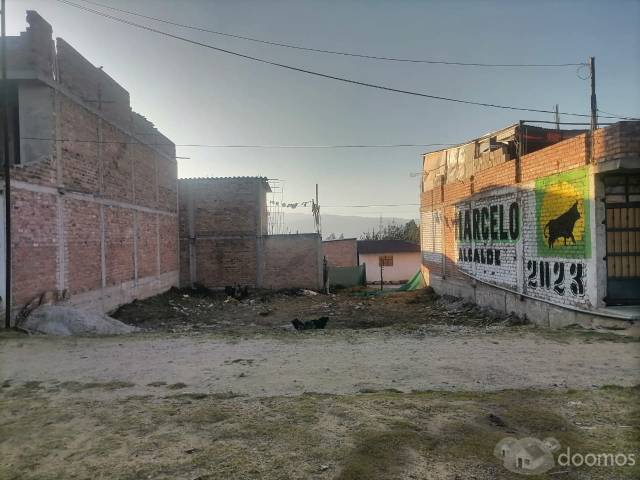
[420,121,640,328]
[1,12,179,320]
[179,177,323,290]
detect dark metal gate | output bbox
[604,175,640,305]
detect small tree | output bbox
[360,219,419,244]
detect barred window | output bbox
[379,255,393,267]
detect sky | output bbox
[6,0,640,220]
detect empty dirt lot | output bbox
[1,289,639,479]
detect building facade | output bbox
[178,177,323,290]
[420,121,640,327]
[1,12,179,320]
[358,240,421,284]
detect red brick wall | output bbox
[593,121,640,162]
[178,178,264,288]
[136,212,158,279]
[105,207,135,286]
[5,87,178,316]
[520,134,588,183]
[474,161,517,192]
[60,96,100,194]
[322,239,357,267]
[195,238,258,287]
[102,123,133,204]
[180,178,263,236]
[64,199,101,295]
[11,190,58,306]
[262,235,322,290]
[3,15,179,319]
[160,214,179,274]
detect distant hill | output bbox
[280,213,416,240]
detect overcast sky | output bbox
[7,0,640,219]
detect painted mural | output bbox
[525,167,590,304]
[454,192,520,287]
[444,166,592,307]
[535,168,590,259]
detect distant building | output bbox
[357,240,421,284]
[178,177,323,290]
[1,11,178,319]
[420,120,640,328]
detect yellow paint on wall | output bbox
[538,181,585,243]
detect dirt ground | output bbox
[1,289,639,479]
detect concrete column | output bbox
[187,184,196,287]
[53,90,66,292]
[100,204,106,289]
[133,210,138,284]
[156,213,161,278]
[591,167,607,307]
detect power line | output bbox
[22,137,452,149]
[57,0,625,119]
[74,0,584,68]
[323,203,420,208]
[597,108,640,121]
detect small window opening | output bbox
[379,255,393,267]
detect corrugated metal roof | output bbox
[178,176,269,181]
[357,240,420,254]
[178,176,272,192]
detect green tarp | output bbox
[398,270,424,291]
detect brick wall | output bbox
[3,12,179,319]
[261,235,323,290]
[420,121,640,315]
[195,238,258,287]
[322,239,357,267]
[178,178,264,288]
[178,178,322,290]
[11,189,58,306]
[64,198,101,295]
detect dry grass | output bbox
[1,385,638,479]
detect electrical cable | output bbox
[57,0,625,119]
[74,0,584,68]
[21,137,453,149]
[597,109,640,121]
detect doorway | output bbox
[604,175,640,305]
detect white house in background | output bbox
[358,240,421,284]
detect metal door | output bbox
[604,175,640,305]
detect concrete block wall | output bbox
[322,238,357,267]
[3,11,179,319]
[420,121,640,326]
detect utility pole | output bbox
[554,104,560,131]
[1,0,11,328]
[314,183,321,237]
[589,57,597,132]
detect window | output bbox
[0,83,20,166]
[379,255,393,267]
